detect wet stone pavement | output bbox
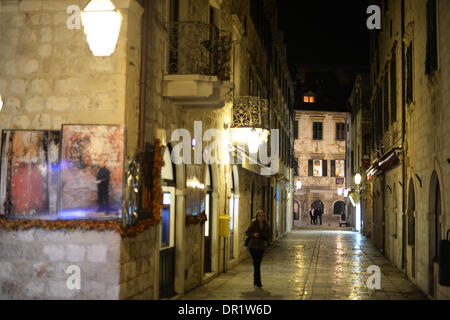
[181,229,427,300]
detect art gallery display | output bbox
[59,125,125,219]
[0,130,60,218]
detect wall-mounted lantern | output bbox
[81,0,122,56]
[355,173,362,185]
[0,95,3,112]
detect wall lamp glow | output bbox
[247,128,260,154]
[355,173,362,185]
[82,0,122,57]
[0,95,3,112]
[337,187,343,196]
[295,180,302,190]
[344,189,349,197]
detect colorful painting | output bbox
[185,165,205,216]
[313,160,322,177]
[0,130,60,218]
[336,160,345,177]
[59,125,124,219]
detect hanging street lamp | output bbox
[81,0,122,57]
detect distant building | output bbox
[293,91,350,227]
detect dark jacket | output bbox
[246,220,271,250]
[96,167,110,189]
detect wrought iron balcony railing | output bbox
[167,21,231,81]
[232,96,269,129]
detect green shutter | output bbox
[331,160,336,177]
[308,160,313,176]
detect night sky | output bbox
[277,0,370,68]
[277,0,371,109]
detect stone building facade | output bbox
[350,0,450,300]
[293,109,350,227]
[0,0,295,299]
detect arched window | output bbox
[333,201,345,215]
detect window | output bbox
[294,119,299,139]
[308,159,327,177]
[426,0,438,75]
[406,42,413,104]
[304,95,315,103]
[391,52,397,123]
[336,123,345,141]
[331,160,336,177]
[313,160,322,177]
[335,160,345,178]
[313,122,323,140]
[384,75,389,132]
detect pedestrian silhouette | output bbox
[246,210,271,288]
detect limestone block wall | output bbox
[0,0,143,156]
[119,228,158,300]
[184,224,202,292]
[403,0,450,300]
[0,229,121,299]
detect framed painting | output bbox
[59,125,125,220]
[0,130,60,219]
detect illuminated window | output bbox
[335,160,345,177]
[313,160,322,177]
[303,95,315,103]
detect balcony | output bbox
[163,22,233,109]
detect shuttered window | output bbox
[331,160,336,177]
[384,75,389,132]
[391,52,397,123]
[322,160,328,177]
[406,42,413,104]
[313,122,323,140]
[308,160,313,177]
[426,0,438,75]
[336,123,345,141]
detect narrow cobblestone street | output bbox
[181,229,428,300]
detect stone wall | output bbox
[184,224,202,292]
[120,228,158,300]
[365,0,450,300]
[0,229,121,299]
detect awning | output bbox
[366,148,401,180]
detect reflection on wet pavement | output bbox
[180,229,427,300]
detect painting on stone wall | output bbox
[59,125,124,220]
[0,130,60,218]
[185,165,205,216]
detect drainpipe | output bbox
[401,0,407,270]
[138,0,149,151]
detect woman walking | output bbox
[246,210,271,288]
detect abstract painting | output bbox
[0,130,60,218]
[59,125,124,219]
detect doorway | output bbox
[229,166,239,261]
[159,147,176,299]
[204,165,213,274]
[407,179,416,279]
[428,172,441,297]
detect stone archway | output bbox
[428,171,442,297]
